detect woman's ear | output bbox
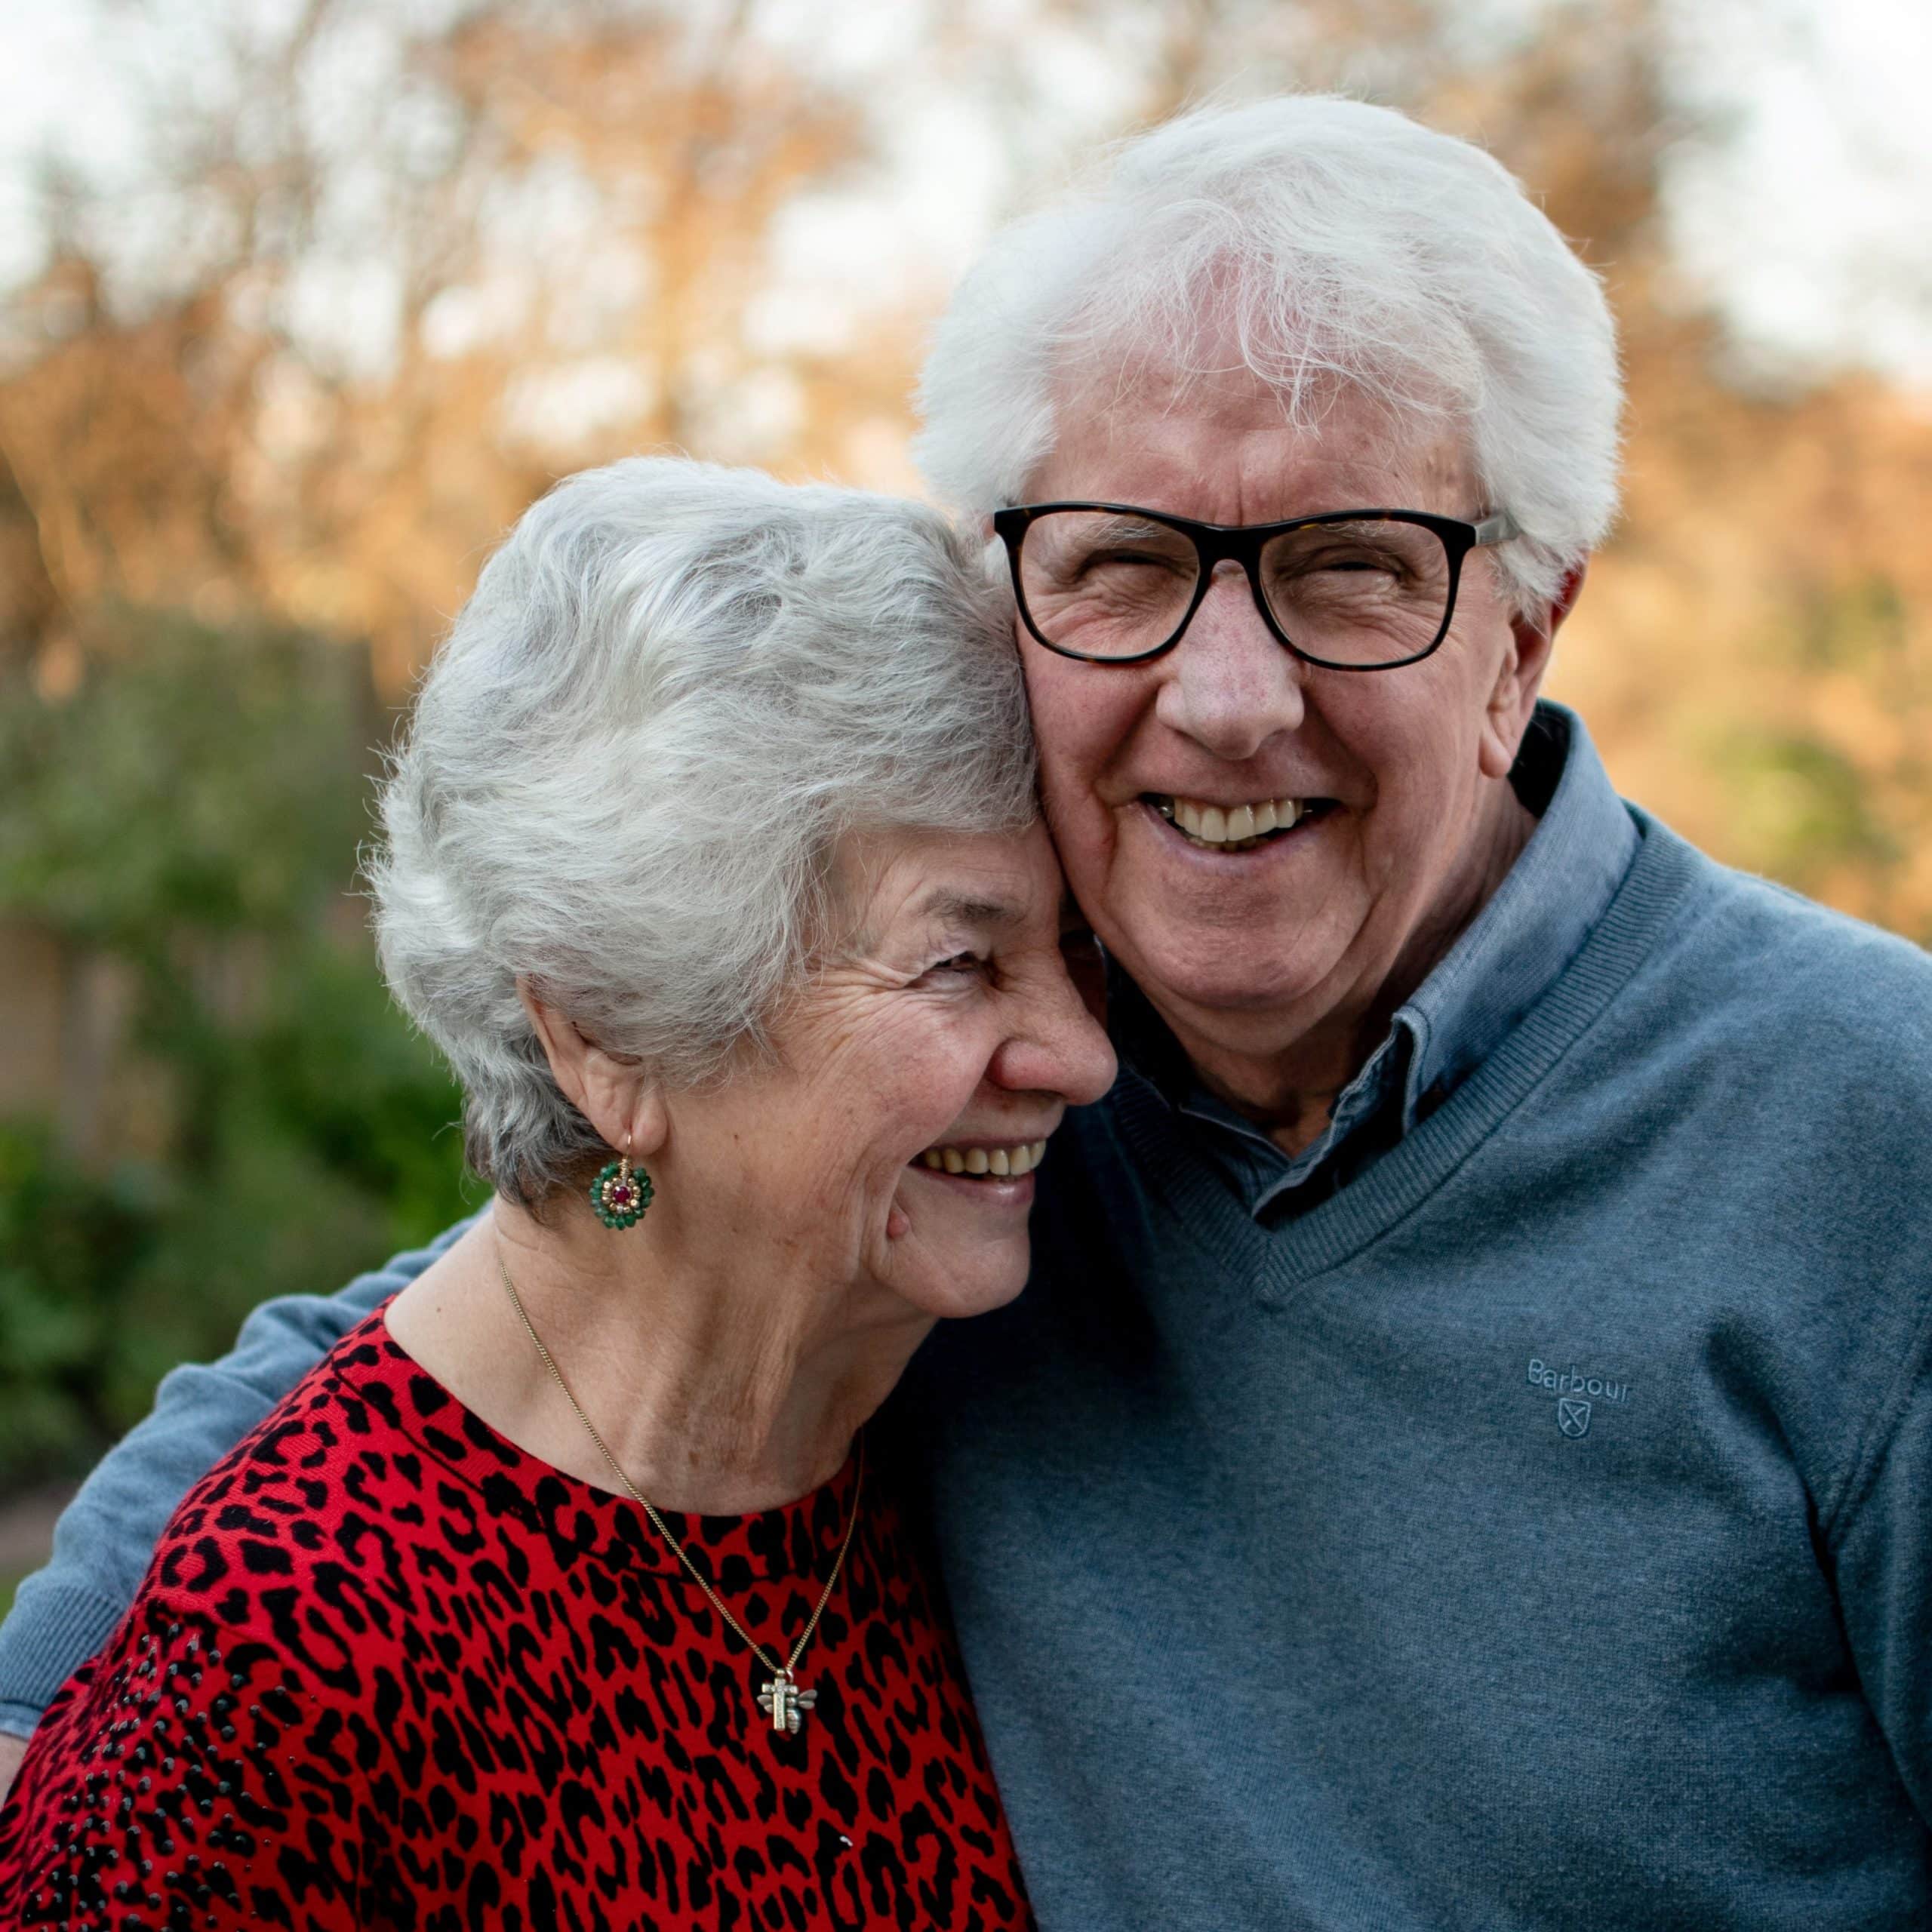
[516,980,668,1155]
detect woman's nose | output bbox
[992,961,1117,1106]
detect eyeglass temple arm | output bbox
[1473,510,1521,547]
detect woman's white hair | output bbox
[915,94,1622,608]
[369,457,1035,1206]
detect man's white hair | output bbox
[915,94,1622,608]
[369,457,1035,1205]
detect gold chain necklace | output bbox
[495,1243,863,1735]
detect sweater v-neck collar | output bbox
[1103,814,1705,1296]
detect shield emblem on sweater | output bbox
[1557,1397,1592,1438]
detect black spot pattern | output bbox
[0,1309,1034,1930]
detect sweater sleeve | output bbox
[0,1217,475,1740]
[0,1589,366,1928]
[1826,1276,1932,1829]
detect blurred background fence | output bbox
[0,0,1927,1546]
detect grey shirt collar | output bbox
[1110,702,1642,1219]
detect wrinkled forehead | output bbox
[823,822,1062,957]
[1033,297,1475,507]
[1035,351,1478,521]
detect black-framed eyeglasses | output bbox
[991,502,1521,670]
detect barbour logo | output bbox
[1527,1357,1632,1439]
[1527,1358,1631,1404]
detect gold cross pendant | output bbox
[758,1671,817,1734]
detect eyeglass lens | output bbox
[1015,510,1455,664]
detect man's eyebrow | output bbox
[915,890,1025,930]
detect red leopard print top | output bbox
[0,1307,1035,1931]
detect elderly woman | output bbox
[0,458,1113,1928]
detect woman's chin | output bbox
[887,1172,1035,1318]
[904,1266,1031,1322]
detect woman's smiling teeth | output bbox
[1150,794,1313,852]
[915,1139,1049,1177]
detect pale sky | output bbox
[0,0,1926,389]
[1663,0,1932,383]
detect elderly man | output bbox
[5,96,1932,1930]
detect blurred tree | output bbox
[0,0,900,685]
[0,615,472,1487]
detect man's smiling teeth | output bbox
[1155,795,1307,850]
[916,1139,1049,1177]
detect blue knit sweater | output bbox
[898,808,1932,1929]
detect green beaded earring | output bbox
[590,1136,653,1230]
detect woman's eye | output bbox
[927,952,986,977]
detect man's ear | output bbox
[1479,561,1586,780]
[516,980,667,1155]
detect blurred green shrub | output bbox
[0,613,475,1493]
[1717,731,1900,897]
[1714,575,1920,925]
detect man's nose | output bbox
[1152,563,1306,761]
